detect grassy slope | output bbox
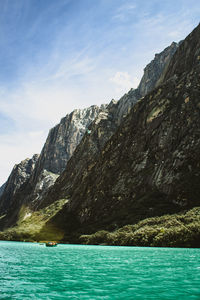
[0,204,200,247]
[0,199,68,242]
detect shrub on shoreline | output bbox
[80,207,200,248]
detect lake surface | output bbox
[0,241,200,299]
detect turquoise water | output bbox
[0,242,200,299]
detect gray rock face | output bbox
[28,105,106,206]
[109,42,179,127]
[0,154,39,213]
[112,42,179,125]
[137,42,179,96]
[32,105,106,180]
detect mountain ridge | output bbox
[0,37,188,246]
[36,24,200,244]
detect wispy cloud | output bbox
[110,71,140,95]
[0,130,47,185]
[112,2,137,21]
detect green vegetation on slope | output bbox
[80,207,200,248]
[0,204,200,248]
[0,199,68,242]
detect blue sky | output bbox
[0,0,200,185]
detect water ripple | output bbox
[0,242,200,299]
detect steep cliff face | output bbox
[137,42,179,96]
[0,154,39,213]
[32,105,106,179]
[38,24,200,242]
[27,105,106,205]
[112,42,179,124]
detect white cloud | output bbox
[0,130,47,185]
[28,130,45,138]
[112,3,136,21]
[134,9,198,46]
[110,71,140,96]
[0,51,98,128]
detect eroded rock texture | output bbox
[28,105,106,206]
[0,155,39,213]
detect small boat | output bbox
[45,242,57,247]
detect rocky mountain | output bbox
[33,105,107,177]
[138,42,179,96]
[0,38,181,244]
[26,105,106,207]
[25,23,200,246]
[0,40,178,223]
[34,42,179,210]
[0,155,39,213]
[0,105,105,217]
[113,41,179,124]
